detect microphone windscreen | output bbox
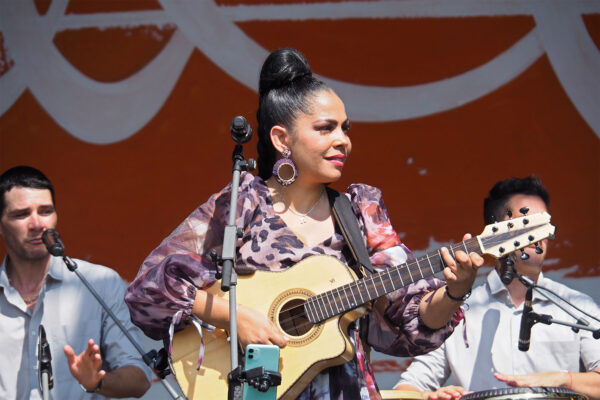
[230,116,253,144]
[41,229,65,257]
[499,256,515,285]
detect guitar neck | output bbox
[304,237,481,324]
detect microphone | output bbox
[499,256,515,285]
[518,286,534,351]
[42,229,65,257]
[230,116,253,144]
[38,324,54,393]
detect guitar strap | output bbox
[326,188,374,356]
[326,188,374,277]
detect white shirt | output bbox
[395,270,600,392]
[0,256,151,399]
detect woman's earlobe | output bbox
[270,125,289,153]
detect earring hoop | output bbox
[272,149,298,186]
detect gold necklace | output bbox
[23,294,40,304]
[281,190,325,224]
[7,273,43,305]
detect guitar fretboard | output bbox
[302,212,555,325]
[303,238,482,324]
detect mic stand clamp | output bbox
[245,367,282,393]
[517,274,600,340]
[228,365,282,393]
[527,311,600,339]
[143,347,173,379]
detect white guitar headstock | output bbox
[478,212,555,258]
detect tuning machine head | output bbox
[535,243,543,254]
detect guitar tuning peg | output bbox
[506,210,513,218]
[535,243,543,254]
[520,250,530,260]
[519,206,529,215]
[505,257,515,266]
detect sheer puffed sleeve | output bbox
[125,173,259,339]
[347,183,462,357]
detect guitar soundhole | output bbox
[278,298,313,337]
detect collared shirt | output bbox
[0,256,151,400]
[395,270,600,392]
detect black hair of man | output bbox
[483,175,550,225]
[0,166,55,215]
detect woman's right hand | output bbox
[237,305,289,350]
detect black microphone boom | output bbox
[518,286,534,351]
[41,229,65,257]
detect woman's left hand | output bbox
[418,233,485,329]
[441,233,484,299]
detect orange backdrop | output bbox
[1,0,598,285]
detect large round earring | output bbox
[272,149,298,186]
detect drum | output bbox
[380,390,422,399]
[460,387,587,400]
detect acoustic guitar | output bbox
[171,212,555,399]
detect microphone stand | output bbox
[517,274,600,340]
[56,254,184,399]
[210,116,257,400]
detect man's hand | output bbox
[64,339,105,392]
[421,385,467,400]
[494,371,569,388]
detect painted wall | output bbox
[1,1,599,397]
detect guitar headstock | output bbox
[477,212,555,259]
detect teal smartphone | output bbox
[242,344,280,400]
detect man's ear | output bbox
[270,125,291,154]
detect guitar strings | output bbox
[265,228,542,335]
[274,239,477,329]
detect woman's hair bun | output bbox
[259,48,312,97]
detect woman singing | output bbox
[125,48,483,399]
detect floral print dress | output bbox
[125,172,460,400]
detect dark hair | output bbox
[483,175,550,225]
[256,48,330,180]
[0,166,55,215]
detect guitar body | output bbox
[170,212,556,399]
[171,255,368,400]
